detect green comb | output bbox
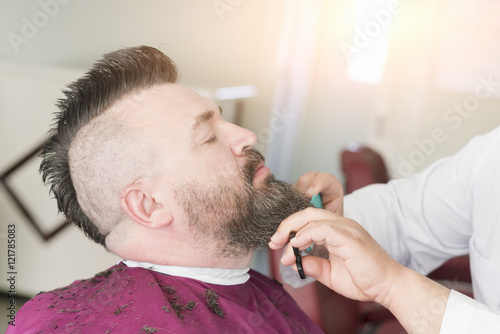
[307,194,323,252]
[310,193,323,209]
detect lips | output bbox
[254,162,264,177]
[243,149,268,185]
[253,163,270,185]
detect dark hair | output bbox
[40,46,179,246]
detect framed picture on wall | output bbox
[0,143,70,241]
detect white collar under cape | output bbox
[121,260,250,286]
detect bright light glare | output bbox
[347,0,394,84]
[215,85,257,100]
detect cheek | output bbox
[219,157,241,179]
[199,148,242,180]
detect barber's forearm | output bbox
[384,267,450,334]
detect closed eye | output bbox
[205,135,217,144]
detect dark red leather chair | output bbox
[341,144,390,194]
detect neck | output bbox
[112,249,255,269]
[153,250,255,269]
[109,236,255,269]
[106,220,255,269]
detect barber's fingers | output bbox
[300,255,357,294]
[295,172,339,197]
[300,256,333,287]
[295,172,321,197]
[282,241,362,299]
[280,219,397,302]
[296,217,360,245]
[279,245,337,289]
[280,217,359,265]
[269,207,338,250]
[294,172,344,214]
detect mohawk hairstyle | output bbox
[40,46,179,245]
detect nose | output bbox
[227,123,257,156]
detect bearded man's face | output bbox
[175,149,312,258]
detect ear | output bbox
[120,184,173,228]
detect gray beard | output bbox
[174,150,312,258]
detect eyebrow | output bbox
[192,110,214,132]
[191,107,223,140]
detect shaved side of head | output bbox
[40,46,178,245]
[68,92,156,234]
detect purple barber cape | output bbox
[7,262,324,333]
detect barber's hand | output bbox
[269,208,403,306]
[295,172,343,215]
[270,208,451,334]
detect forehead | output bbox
[144,83,214,116]
[116,83,217,127]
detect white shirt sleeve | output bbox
[343,157,473,275]
[344,126,500,275]
[344,126,500,330]
[440,290,500,334]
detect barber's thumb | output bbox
[302,256,332,288]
